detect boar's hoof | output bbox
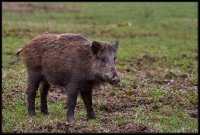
[41,111,49,115]
[87,114,96,120]
[67,116,74,122]
[28,111,36,116]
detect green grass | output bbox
[2,2,198,133]
[138,106,198,132]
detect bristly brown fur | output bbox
[18,32,119,121]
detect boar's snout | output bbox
[111,75,120,85]
[105,68,120,85]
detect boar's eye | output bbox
[101,57,107,63]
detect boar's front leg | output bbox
[80,89,95,120]
[65,83,78,122]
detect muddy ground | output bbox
[2,54,197,133]
[2,3,81,13]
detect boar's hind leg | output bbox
[65,83,78,122]
[27,70,43,116]
[39,79,50,115]
[80,89,95,120]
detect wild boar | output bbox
[17,32,120,121]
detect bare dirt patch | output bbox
[98,102,136,113]
[2,3,81,13]
[12,119,71,133]
[118,122,153,133]
[128,55,197,91]
[3,28,35,38]
[3,28,50,38]
[48,86,66,103]
[188,109,198,118]
[116,32,160,39]
[75,27,160,39]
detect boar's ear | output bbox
[115,40,119,50]
[92,41,102,55]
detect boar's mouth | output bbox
[95,75,120,85]
[103,76,120,85]
[107,79,120,85]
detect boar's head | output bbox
[91,40,120,85]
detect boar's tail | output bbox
[15,48,22,56]
[9,48,22,65]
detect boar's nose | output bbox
[111,75,120,85]
[112,76,120,85]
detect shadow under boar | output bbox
[17,33,120,121]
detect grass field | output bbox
[2,2,198,133]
